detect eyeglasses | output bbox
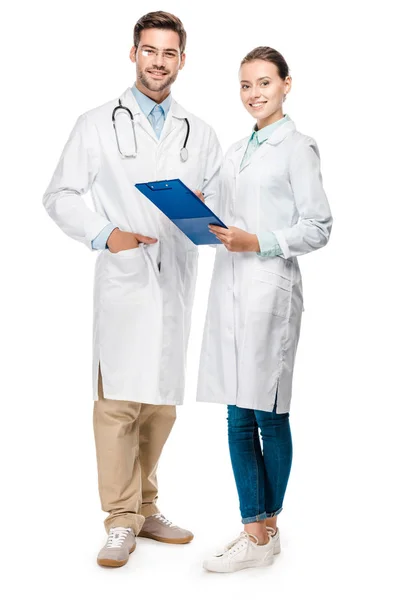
[138,47,181,62]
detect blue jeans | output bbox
[227,404,293,524]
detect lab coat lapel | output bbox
[230,138,248,174]
[119,87,159,143]
[232,119,297,174]
[248,119,297,167]
[159,99,188,143]
[158,106,176,142]
[137,113,159,142]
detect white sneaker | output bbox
[268,526,281,555]
[203,531,274,573]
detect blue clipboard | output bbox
[135,178,227,245]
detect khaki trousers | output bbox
[93,367,176,535]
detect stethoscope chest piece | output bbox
[180,147,189,162]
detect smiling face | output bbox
[240,59,291,129]
[130,28,185,102]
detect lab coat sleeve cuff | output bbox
[256,232,284,257]
[270,230,291,259]
[83,217,116,251]
[91,223,118,250]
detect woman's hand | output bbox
[107,228,158,253]
[208,225,260,252]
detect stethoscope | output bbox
[112,99,190,162]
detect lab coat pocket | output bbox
[251,269,292,319]
[113,246,142,257]
[104,244,149,303]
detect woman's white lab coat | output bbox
[196,118,332,413]
[43,87,221,405]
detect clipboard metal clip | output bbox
[146,182,173,192]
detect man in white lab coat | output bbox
[43,11,222,567]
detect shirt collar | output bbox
[253,114,290,144]
[131,83,172,117]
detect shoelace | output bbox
[153,513,176,528]
[218,528,276,557]
[105,527,132,548]
[216,531,258,557]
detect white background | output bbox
[1,0,400,598]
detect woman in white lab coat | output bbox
[198,47,332,573]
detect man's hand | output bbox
[208,225,260,252]
[193,189,205,202]
[107,228,158,254]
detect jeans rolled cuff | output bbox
[241,507,283,523]
[265,507,283,518]
[241,511,268,524]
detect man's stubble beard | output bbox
[137,68,179,93]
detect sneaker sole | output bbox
[97,542,136,567]
[138,532,194,544]
[203,556,274,573]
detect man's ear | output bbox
[179,53,186,71]
[129,46,137,64]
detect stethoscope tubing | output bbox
[112,99,189,161]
